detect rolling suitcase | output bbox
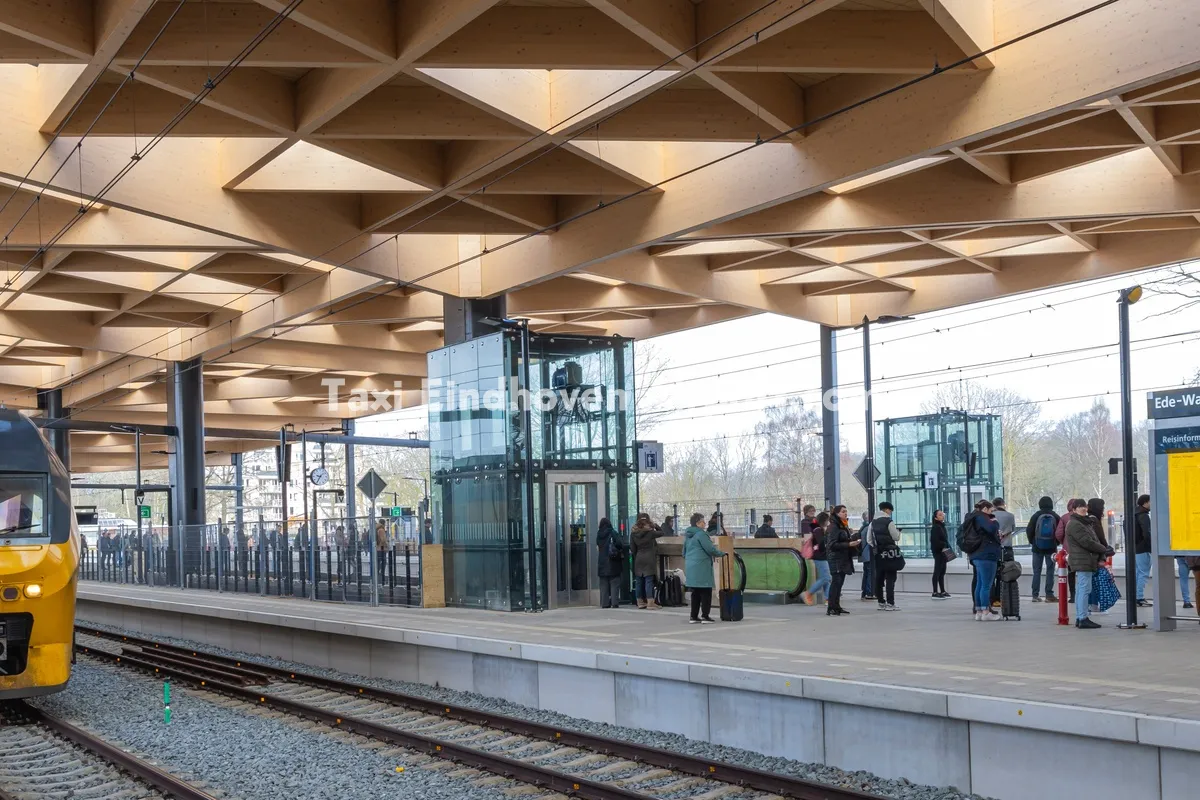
[718,553,743,622]
[1000,579,1021,620]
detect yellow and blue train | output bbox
[0,407,78,698]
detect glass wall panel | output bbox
[429,332,636,610]
[876,411,1004,556]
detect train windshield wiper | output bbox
[0,524,37,535]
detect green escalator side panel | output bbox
[735,550,805,596]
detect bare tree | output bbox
[1146,264,1200,315]
[634,341,674,435]
[921,381,1049,512]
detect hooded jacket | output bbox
[963,510,1001,562]
[1026,496,1060,553]
[1086,498,1110,549]
[629,518,661,577]
[596,519,625,578]
[683,525,723,588]
[1067,512,1108,572]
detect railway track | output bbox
[76,624,885,800]
[0,698,218,800]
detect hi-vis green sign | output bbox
[138,505,151,519]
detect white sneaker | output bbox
[974,611,983,621]
[887,604,900,611]
[981,612,994,621]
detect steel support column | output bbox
[167,358,206,579]
[37,388,71,471]
[819,325,841,508]
[233,452,244,535]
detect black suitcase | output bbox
[1000,579,1021,621]
[718,554,743,622]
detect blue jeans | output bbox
[1177,558,1193,603]
[973,559,997,612]
[860,558,874,597]
[810,560,832,599]
[1135,553,1152,600]
[1031,552,1056,597]
[1075,571,1095,621]
[635,575,655,602]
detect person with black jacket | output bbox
[596,518,626,609]
[1134,494,1153,607]
[826,505,859,616]
[754,514,778,538]
[857,512,874,601]
[869,502,904,611]
[1025,496,1060,603]
[930,509,951,599]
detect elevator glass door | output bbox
[547,473,601,607]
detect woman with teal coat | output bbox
[684,511,726,624]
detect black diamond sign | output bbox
[852,458,881,490]
[356,468,388,501]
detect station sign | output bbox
[635,440,663,473]
[1147,387,1200,419]
[138,505,152,519]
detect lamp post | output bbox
[854,314,913,519]
[1117,285,1146,630]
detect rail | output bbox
[77,625,886,800]
[1,700,219,800]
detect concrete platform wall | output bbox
[78,597,1198,800]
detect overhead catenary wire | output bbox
[0,0,192,264]
[18,0,811,398]
[0,0,306,292]
[30,0,1128,422]
[651,377,1196,450]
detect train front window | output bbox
[0,474,47,538]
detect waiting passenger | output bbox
[596,518,626,609]
[964,500,1001,620]
[684,511,726,624]
[706,512,728,537]
[1055,499,1086,603]
[1067,500,1113,629]
[661,515,675,537]
[930,509,951,599]
[754,514,778,538]
[1186,557,1200,622]
[826,505,859,616]
[858,512,875,601]
[801,504,818,535]
[1134,494,1153,607]
[1026,496,1060,603]
[869,502,904,611]
[629,513,661,610]
[803,511,831,605]
[1177,557,1194,609]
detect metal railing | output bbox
[78,520,422,607]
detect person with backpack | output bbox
[869,502,904,611]
[1026,496,1061,603]
[930,509,951,599]
[1067,499,1114,629]
[630,513,662,609]
[803,511,832,605]
[961,500,1002,620]
[1134,494,1153,607]
[826,505,859,616]
[595,518,626,609]
[684,511,726,623]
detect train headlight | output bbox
[23,583,42,598]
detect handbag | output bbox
[941,547,958,562]
[799,534,814,560]
[878,547,905,572]
[1092,566,1120,612]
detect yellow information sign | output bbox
[1168,451,1200,551]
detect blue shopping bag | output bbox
[1092,566,1120,612]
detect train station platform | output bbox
[77,582,1200,800]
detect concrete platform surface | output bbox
[80,581,1200,722]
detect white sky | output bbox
[360,262,1200,454]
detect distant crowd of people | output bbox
[592,495,1200,628]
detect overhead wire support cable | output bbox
[29,0,1130,419]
